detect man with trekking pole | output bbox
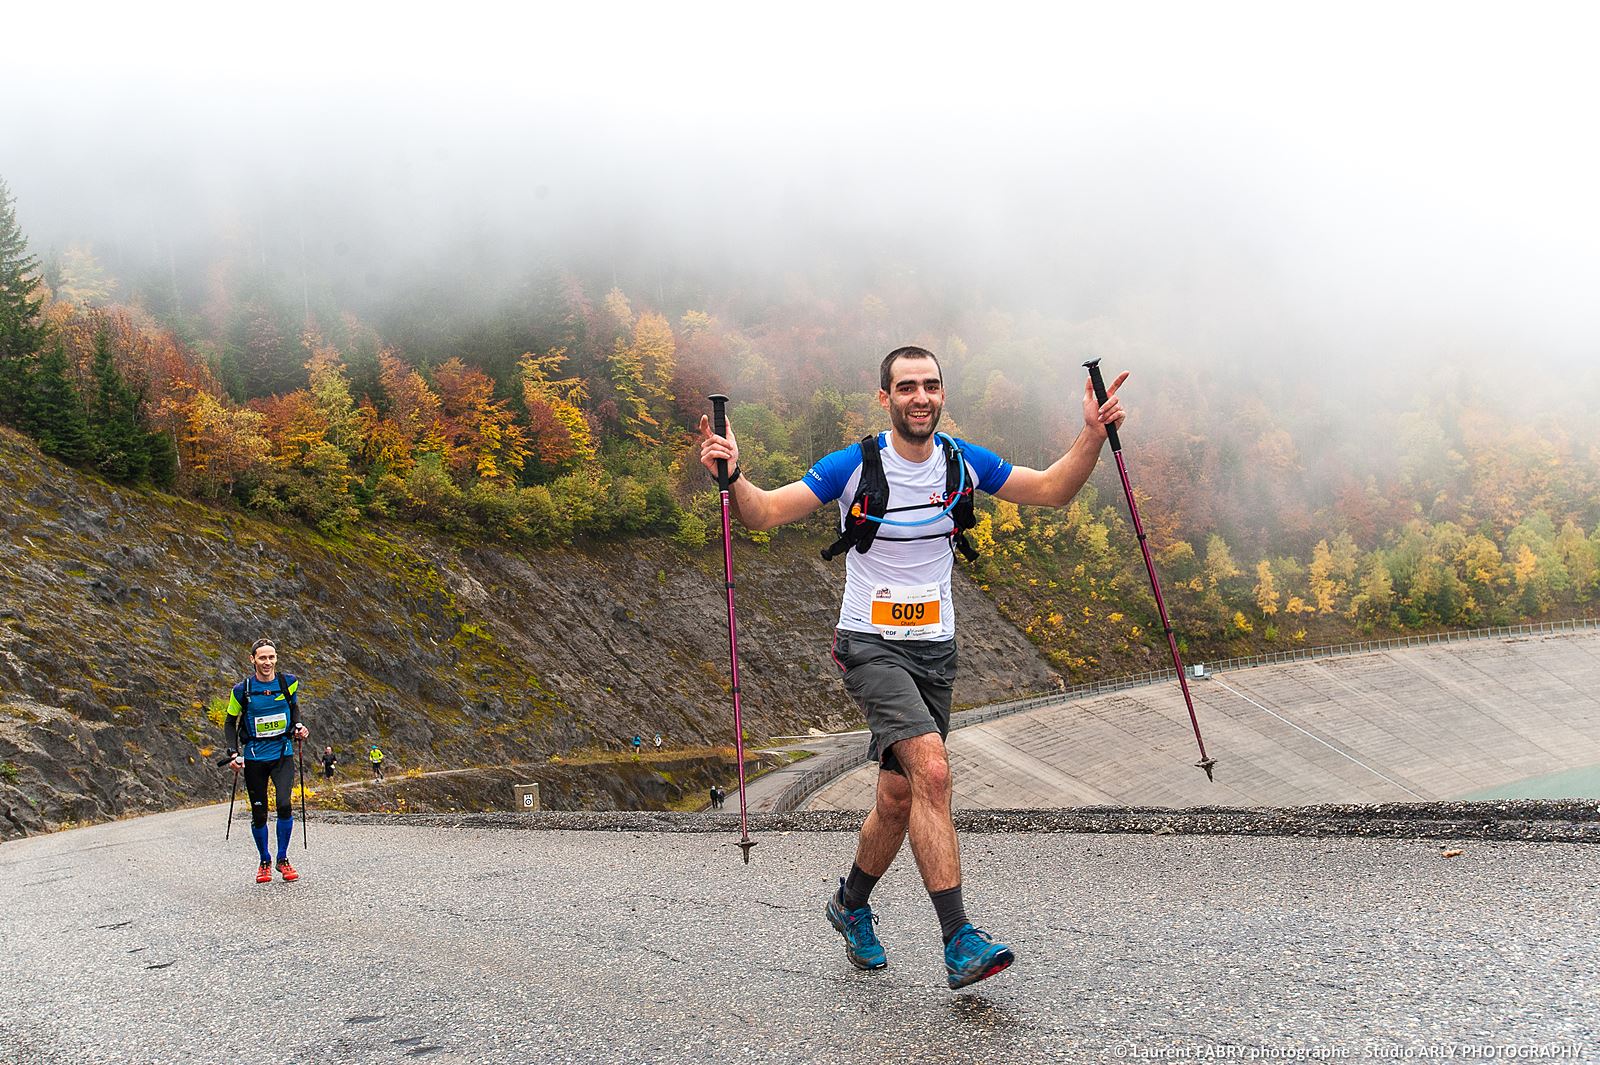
[223,638,310,884]
[699,345,1126,990]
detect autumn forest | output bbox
[3,176,1598,679]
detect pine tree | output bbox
[89,326,151,482]
[0,178,49,426]
[145,429,178,487]
[25,342,96,464]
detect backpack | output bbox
[820,433,978,563]
[232,673,298,752]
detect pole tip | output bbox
[708,393,729,404]
[1082,357,1101,370]
[1196,757,1217,782]
[738,838,757,864]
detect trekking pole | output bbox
[708,393,757,863]
[217,755,240,839]
[296,742,308,850]
[1084,359,1217,781]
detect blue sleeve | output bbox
[803,442,864,503]
[958,438,1013,495]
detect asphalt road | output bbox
[2,805,1597,1065]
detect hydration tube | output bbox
[857,432,968,527]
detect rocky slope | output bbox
[0,428,1060,838]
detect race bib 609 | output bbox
[870,583,942,640]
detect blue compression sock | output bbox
[251,825,270,863]
[275,816,294,862]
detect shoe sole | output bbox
[948,948,1016,989]
[826,904,888,971]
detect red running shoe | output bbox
[276,859,299,882]
[255,861,272,884]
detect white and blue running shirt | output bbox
[804,433,1012,641]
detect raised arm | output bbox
[697,414,829,531]
[992,371,1129,508]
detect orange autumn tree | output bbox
[370,350,445,471]
[179,387,271,498]
[519,347,595,473]
[431,357,528,485]
[45,300,235,488]
[245,332,361,529]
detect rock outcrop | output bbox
[0,427,1059,837]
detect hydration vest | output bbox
[820,433,979,563]
[231,673,298,759]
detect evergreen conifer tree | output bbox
[0,178,49,427]
[25,342,96,464]
[89,326,151,482]
[146,429,179,488]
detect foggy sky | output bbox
[4,0,1598,373]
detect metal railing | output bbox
[1199,616,1600,674]
[769,615,1600,812]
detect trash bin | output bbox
[513,783,540,812]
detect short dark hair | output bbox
[879,346,941,392]
[250,639,276,656]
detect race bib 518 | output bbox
[253,711,288,738]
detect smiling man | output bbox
[224,639,311,884]
[699,345,1126,989]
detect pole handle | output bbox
[1082,358,1122,453]
[708,394,730,490]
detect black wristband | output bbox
[727,465,742,485]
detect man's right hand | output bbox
[230,754,244,774]
[697,414,739,480]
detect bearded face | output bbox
[882,356,944,444]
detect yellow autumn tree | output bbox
[1254,560,1279,617]
[1309,539,1341,614]
[520,348,596,472]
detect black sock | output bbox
[930,885,968,943]
[840,863,880,911]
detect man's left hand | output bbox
[1083,370,1130,439]
[293,723,309,740]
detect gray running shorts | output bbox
[831,628,958,776]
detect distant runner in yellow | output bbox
[369,745,385,781]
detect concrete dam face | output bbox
[806,628,1600,810]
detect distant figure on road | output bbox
[224,638,309,885]
[699,344,1126,989]
[631,735,643,760]
[709,786,724,810]
[369,745,385,781]
[654,732,663,751]
[321,746,338,779]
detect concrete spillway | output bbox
[807,629,1600,811]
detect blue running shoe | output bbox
[826,878,887,970]
[944,923,1015,989]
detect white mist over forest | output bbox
[6,0,1597,390]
